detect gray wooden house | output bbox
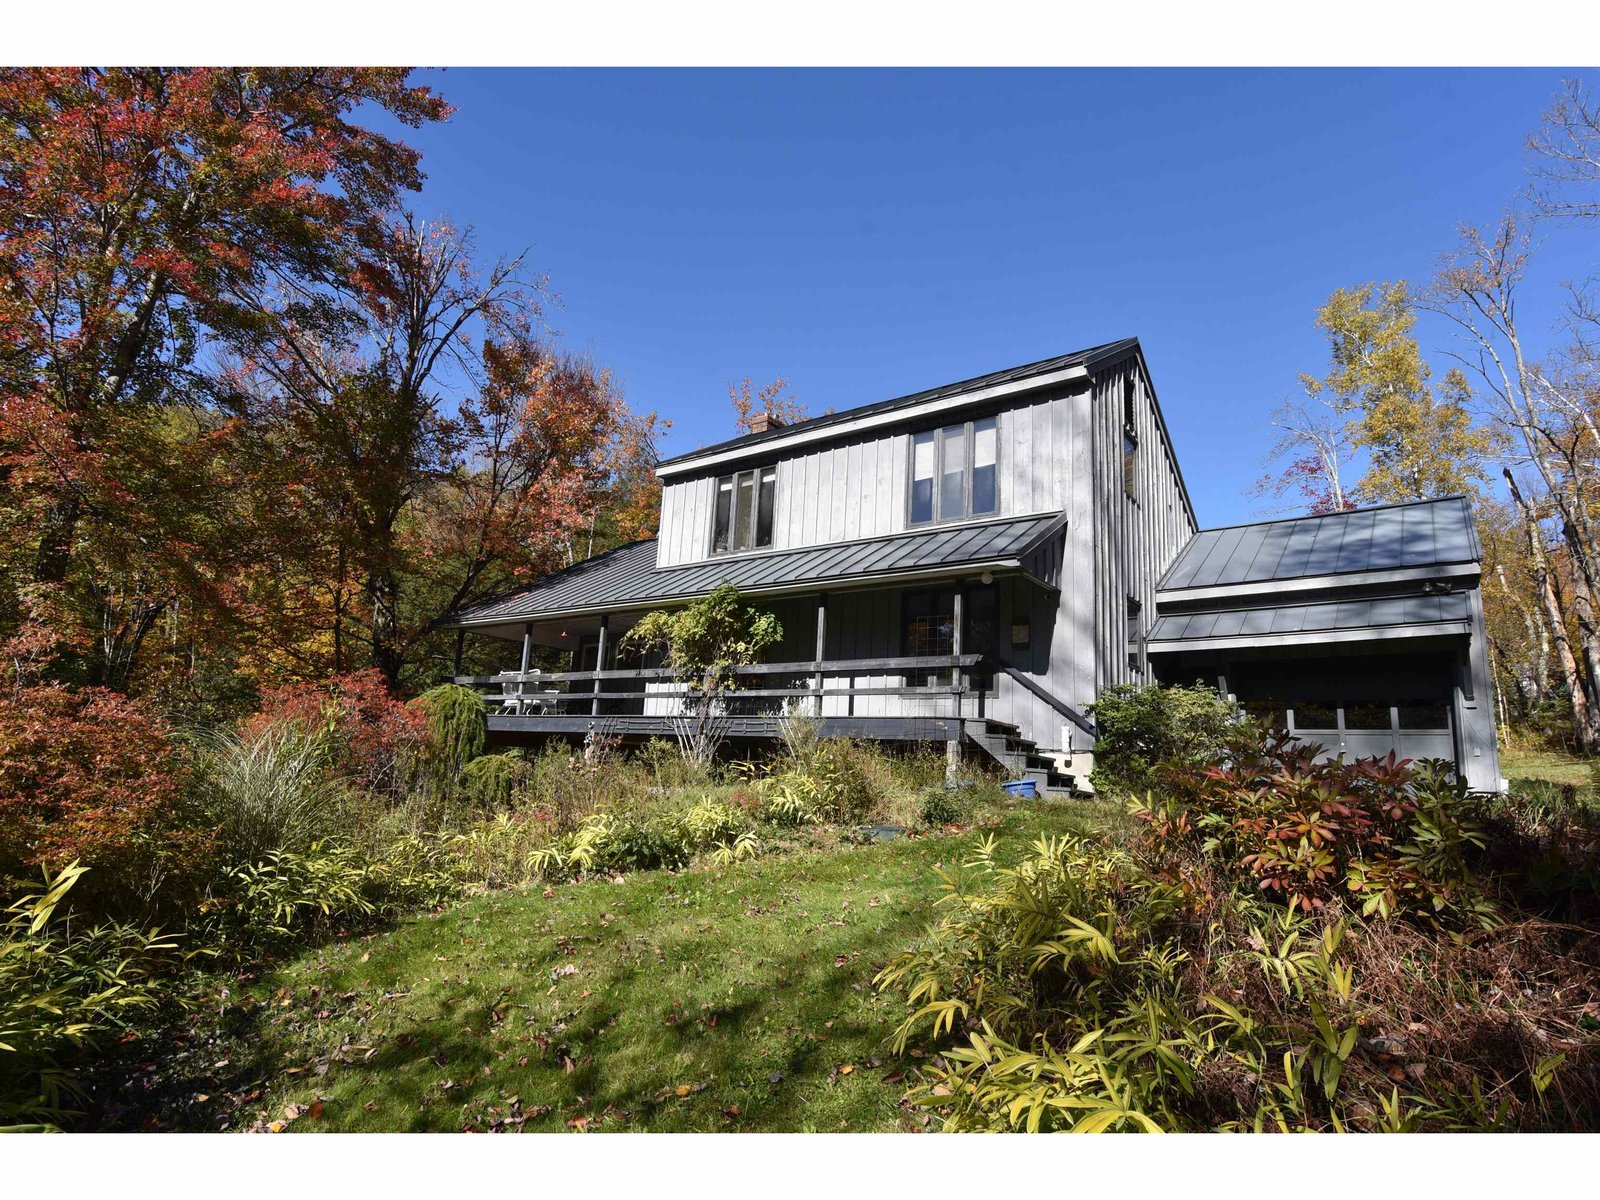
[443,338,1503,793]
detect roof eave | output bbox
[443,555,1039,631]
[655,363,1091,479]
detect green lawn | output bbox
[1501,745,1596,787]
[178,797,1115,1133]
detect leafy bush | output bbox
[414,683,487,776]
[459,752,527,811]
[244,669,428,797]
[1087,682,1240,796]
[205,836,456,951]
[918,788,965,828]
[877,828,1598,1132]
[1,863,178,1126]
[195,722,348,864]
[0,683,209,918]
[1470,778,1600,920]
[1137,727,1491,925]
[760,778,822,827]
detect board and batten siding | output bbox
[654,389,1077,569]
[1087,358,1197,705]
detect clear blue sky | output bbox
[386,68,1597,527]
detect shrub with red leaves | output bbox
[1135,725,1491,925]
[242,669,428,795]
[0,684,210,915]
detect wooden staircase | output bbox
[963,718,1079,795]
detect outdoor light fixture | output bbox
[980,571,993,585]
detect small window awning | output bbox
[441,510,1068,632]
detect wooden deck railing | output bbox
[454,653,986,719]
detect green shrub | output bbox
[760,778,822,827]
[1,863,177,1126]
[1135,727,1491,926]
[918,788,965,828]
[414,683,487,775]
[877,827,1593,1132]
[196,722,348,864]
[459,752,526,811]
[205,835,456,952]
[1087,682,1240,795]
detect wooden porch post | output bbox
[948,590,965,782]
[814,594,827,719]
[453,627,465,676]
[519,622,533,707]
[592,615,610,717]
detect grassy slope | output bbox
[1501,746,1596,787]
[217,798,1115,1133]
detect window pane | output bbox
[910,432,935,524]
[971,418,997,514]
[756,468,776,548]
[1123,431,1137,499]
[1345,702,1392,731]
[903,591,955,684]
[939,424,966,519]
[713,477,733,552]
[733,470,756,551]
[1398,701,1450,730]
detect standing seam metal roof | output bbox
[1147,591,1473,645]
[443,511,1068,627]
[1157,496,1479,591]
[656,338,1141,470]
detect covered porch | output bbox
[440,513,1093,789]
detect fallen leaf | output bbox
[839,1064,855,1075]
[568,1115,589,1131]
[675,1085,692,1097]
[282,1103,305,1120]
[307,1100,326,1120]
[267,1120,288,1133]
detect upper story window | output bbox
[909,416,998,526]
[712,465,777,554]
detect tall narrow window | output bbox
[910,432,935,524]
[712,477,734,553]
[971,417,997,515]
[908,417,1000,525]
[939,423,965,519]
[711,464,778,554]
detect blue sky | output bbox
[388,68,1596,526]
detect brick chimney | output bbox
[746,411,786,435]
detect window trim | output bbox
[708,463,780,557]
[906,415,1001,528]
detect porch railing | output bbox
[453,653,986,721]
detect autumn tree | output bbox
[0,67,449,688]
[729,376,805,433]
[1257,282,1496,515]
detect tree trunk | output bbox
[1506,469,1600,752]
[367,565,404,689]
[33,494,81,584]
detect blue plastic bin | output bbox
[1001,779,1038,799]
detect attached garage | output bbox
[1145,496,1503,793]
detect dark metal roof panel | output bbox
[657,338,1139,469]
[444,511,1067,626]
[1147,587,1473,646]
[1157,496,1480,592]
